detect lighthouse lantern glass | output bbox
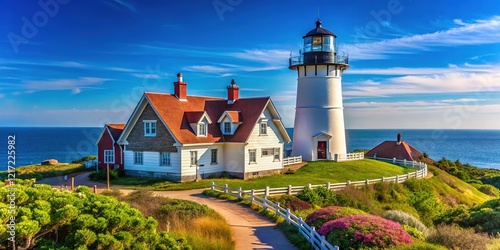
[304,37,312,52]
[312,36,322,51]
[323,36,334,52]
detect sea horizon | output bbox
[1,127,499,170]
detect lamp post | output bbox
[195,164,204,182]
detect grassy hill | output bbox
[115,159,416,190]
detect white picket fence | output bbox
[236,158,427,197]
[334,152,365,162]
[283,156,303,166]
[210,183,339,250]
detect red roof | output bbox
[365,140,422,161]
[226,111,241,122]
[106,124,125,141]
[144,93,272,144]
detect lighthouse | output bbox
[289,19,349,161]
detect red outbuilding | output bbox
[96,124,125,170]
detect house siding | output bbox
[124,150,181,180]
[223,143,245,178]
[97,129,124,170]
[244,108,284,179]
[179,145,225,181]
[126,103,178,153]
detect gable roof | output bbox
[218,111,242,123]
[365,140,422,161]
[96,124,125,145]
[185,111,212,124]
[119,92,291,145]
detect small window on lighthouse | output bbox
[304,37,312,52]
[312,36,322,51]
[323,36,333,52]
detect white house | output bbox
[117,73,291,182]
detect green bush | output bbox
[160,199,215,220]
[402,225,425,241]
[388,242,447,250]
[72,155,97,163]
[383,210,428,237]
[89,170,119,181]
[297,186,336,207]
[477,184,500,197]
[427,224,495,250]
[268,195,312,212]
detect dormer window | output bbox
[224,122,231,134]
[144,120,157,137]
[198,121,207,136]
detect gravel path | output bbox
[40,174,298,250]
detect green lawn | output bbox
[0,163,88,180]
[113,159,415,191]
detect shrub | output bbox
[72,155,97,163]
[296,186,336,207]
[305,206,366,228]
[89,170,119,181]
[402,225,425,241]
[388,242,447,250]
[477,184,500,197]
[427,224,494,250]
[160,199,215,220]
[268,195,312,212]
[383,210,428,237]
[318,214,412,249]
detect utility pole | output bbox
[106,163,110,190]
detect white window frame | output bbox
[261,148,273,157]
[198,122,207,136]
[144,120,157,137]
[260,122,267,135]
[223,122,231,134]
[211,149,218,164]
[273,147,280,162]
[104,150,114,164]
[249,149,256,164]
[134,151,143,165]
[190,151,198,166]
[160,152,171,166]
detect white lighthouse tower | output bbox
[290,19,349,161]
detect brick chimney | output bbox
[396,133,402,145]
[227,79,239,104]
[174,72,187,101]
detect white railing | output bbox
[210,183,338,250]
[236,159,427,196]
[283,156,302,166]
[334,152,364,162]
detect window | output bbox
[224,122,231,134]
[273,148,280,162]
[304,37,312,52]
[312,36,322,51]
[211,149,218,164]
[249,149,256,164]
[323,36,333,52]
[104,150,114,163]
[160,152,171,166]
[144,121,157,136]
[260,122,267,135]
[190,151,198,166]
[134,152,143,165]
[261,148,273,156]
[198,122,207,136]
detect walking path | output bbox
[39,174,297,250]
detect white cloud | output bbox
[345,64,500,97]
[229,49,290,66]
[182,65,231,73]
[342,16,500,60]
[107,67,137,72]
[22,77,109,92]
[132,73,161,79]
[102,0,136,13]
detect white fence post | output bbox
[393,157,396,163]
[347,180,351,185]
[265,186,270,197]
[211,182,215,190]
[251,189,255,202]
[238,187,242,199]
[365,179,369,185]
[404,159,407,166]
[381,177,385,182]
[287,185,292,195]
[326,182,330,190]
[308,183,312,189]
[286,208,291,225]
[224,184,228,193]
[396,175,399,183]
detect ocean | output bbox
[1,127,499,170]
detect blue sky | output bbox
[1,0,499,129]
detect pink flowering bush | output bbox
[305,206,366,228]
[318,214,412,249]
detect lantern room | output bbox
[303,19,336,53]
